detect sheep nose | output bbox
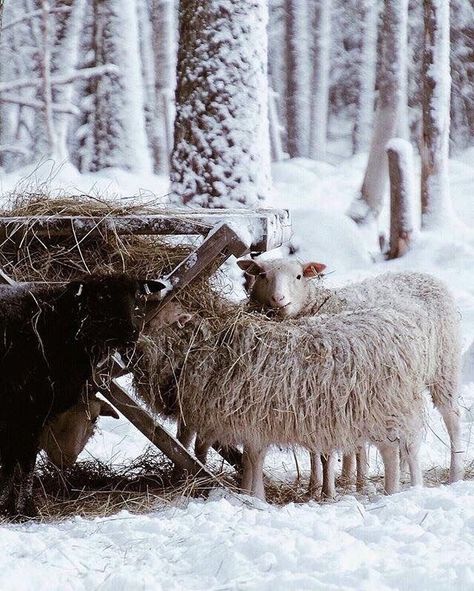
[271,295,287,305]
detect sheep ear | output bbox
[303,262,326,278]
[237,260,263,276]
[99,399,120,419]
[138,280,167,295]
[175,312,193,328]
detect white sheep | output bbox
[138,298,432,500]
[237,258,464,487]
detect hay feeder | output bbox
[0,200,291,481]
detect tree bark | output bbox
[387,139,415,259]
[170,0,271,207]
[150,0,176,175]
[309,0,331,160]
[348,0,408,225]
[285,0,311,157]
[352,0,378,153]
[420,0,453,229]
[91,0,150,173]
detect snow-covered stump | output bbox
[309,0,331,161]
[348,0,408,225]
[170,0,271,208]
[420,0,454,230]
[386,139,416,259]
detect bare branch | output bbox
[0,95,79,115]
[1,6,71,32]
[0,64,119,94]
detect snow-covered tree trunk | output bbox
[387,139,416,259]
[170,0,271,207]
[91,0,150,173]
[348,0,408,225]
[269,84,284,162]
[420,0,454,229]
[150,0,176,175]
[309,0,331,160]
[285,0,311,158]
[52,0,86,161]
[352,0,378,153]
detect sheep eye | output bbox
[296,274,302,280]
[259,272,266,279]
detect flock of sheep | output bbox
[0,255,464,519]
[135,257,463,501]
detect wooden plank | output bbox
[145,222,250,325]
[0,208,291,252]
[99,365,216,480]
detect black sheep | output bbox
[0,274,150,519]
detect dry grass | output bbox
[30,453,240,522]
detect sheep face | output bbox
[68,275,142,348]
[237,258,326,318]
[40,395,119,468]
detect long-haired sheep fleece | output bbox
[134,297,433,499]
[239,261,464,484]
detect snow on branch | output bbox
[1,6,71,32]
[0,96,79,115]
[0,64,119,94]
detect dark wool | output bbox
[0,274,140,518]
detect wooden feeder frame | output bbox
[0,208,291,483]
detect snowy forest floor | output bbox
[1,148,474,589]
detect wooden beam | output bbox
[98,364,216,479]
[0,208,291,252]
[145,222,250,325]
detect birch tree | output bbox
[90,0,150,173]
[348,0,408,225]
[420,0,454,228]
[170,0,271,207]
[309,0,331,160]
[352,0,378,153]
[150,0,176,175]
[285,0,311,157]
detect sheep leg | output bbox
[378,444,400,495]
[176,421,194,450]
[356,444,368,492]
[241,446,267,501]
[404,437,423,487]
[308,452,323,498]
[321,452,336,499]
[341,453,356,486]
[240,448,254,495]
[437,404,464,483]
[194,436,211,466]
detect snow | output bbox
[2,484,474,590]
[1,146,474,587]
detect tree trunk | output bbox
[51,0,86,161]
[91,0,150,173]
[352,0,378,153]
[348,0,408,225]
[150,0,176,175]
[170,0,271,207]
[285,0,311,158]
[387,139,415,259]
[420,0,453,229]
[309,0,331,160]
[268,85,284,162]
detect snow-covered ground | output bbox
[1,150,474,590]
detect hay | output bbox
[0,193,217,291]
